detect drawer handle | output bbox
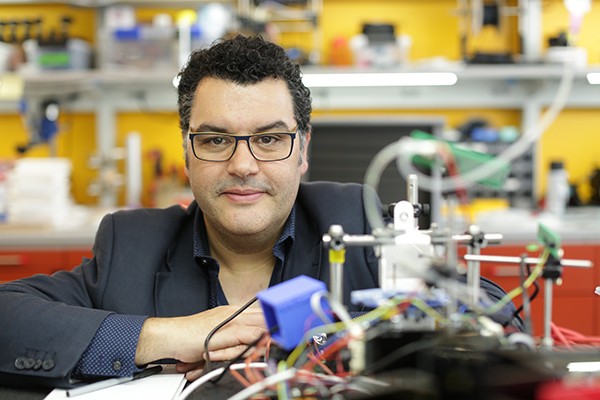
[0,255,26,266]
[493,265,521,277]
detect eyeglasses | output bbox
[188,129,297,162]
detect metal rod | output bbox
[327,225,346,306]
[322,233,504,249]
[451,233,503,245]
[467,245,480,304]
[330,261,343,305]
[464,254,593,268]
[542,278,554,349]
[519,255,532,335]
[322,234,391,247]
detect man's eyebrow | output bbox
[191,121,294,134]
[255,121,293,132]
[191,123,227,133]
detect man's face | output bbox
[186,77,310,243]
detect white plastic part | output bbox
[379,201,433,292]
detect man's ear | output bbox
[301,131,311,174]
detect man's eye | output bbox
[203,136,229,145]
[256,135,280,145]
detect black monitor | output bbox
[306,116,446,228]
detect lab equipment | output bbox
[546,161,570,216]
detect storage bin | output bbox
[101,25,178,70]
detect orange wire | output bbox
[244,335,269,384]
[230,368,252,387]
[307,352,335,375]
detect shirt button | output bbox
[42,360,55,371]
[112,360,122,371]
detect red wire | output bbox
[550,323,600,347]
[301,336,351,373]
[551,322,573,349]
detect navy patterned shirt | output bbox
[73,205,296,378]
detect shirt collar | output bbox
[192,204,296,261]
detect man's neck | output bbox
[209,235,275,273]
[208,230,277,305]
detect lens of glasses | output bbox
[191,132,295,161]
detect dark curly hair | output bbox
[177,35,312,160]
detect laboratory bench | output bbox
[0,206,109,283]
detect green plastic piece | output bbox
[409,130,511,189]
[537,223,562,258]
[38,52,70,68]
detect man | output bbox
[0,35,517,389]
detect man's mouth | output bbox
[221,188,265,202]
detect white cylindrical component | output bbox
[178,22,191,69]
[542,278,554,349]
[125,132,142,208]
[546,161,569,216]
[408,174,418,204]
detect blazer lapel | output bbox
[282,204,325,284]
[154,215,211,317]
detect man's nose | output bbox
[227,140,259,175]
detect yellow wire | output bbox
[287,250,552,372]
[277,360,289,400]
[410,298,449,325]
[485,248,549,315]
[286,294,451,369]
[286,297,407,368]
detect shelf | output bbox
[302,64,600,110]
[2,64,600,113]
[0,0,231,6]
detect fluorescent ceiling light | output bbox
[302,72,458,88]
[567,361,600,372]
[587,72,600,84]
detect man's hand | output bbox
[135,304,266,380]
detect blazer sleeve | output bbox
[0,214,120,388]
[0,203,191,388]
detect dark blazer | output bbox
[0,181,515,388]
[0,182,379,387]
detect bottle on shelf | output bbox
[546,160,570,217]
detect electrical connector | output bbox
[257,275,330,351]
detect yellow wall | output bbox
[1,0,599,206]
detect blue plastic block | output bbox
[257,275,329,351]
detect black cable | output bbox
[203,296,258,373]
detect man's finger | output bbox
[206,344,255,362]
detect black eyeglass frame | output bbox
[188,130,298,162]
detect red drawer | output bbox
[0,250,64,282]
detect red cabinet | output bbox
[474,243,600,337]
[0,248,93,283]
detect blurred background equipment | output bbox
[5,157,73,227]
[16,97,60,155]
[348,23,411,67]
[456,0,543,64]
